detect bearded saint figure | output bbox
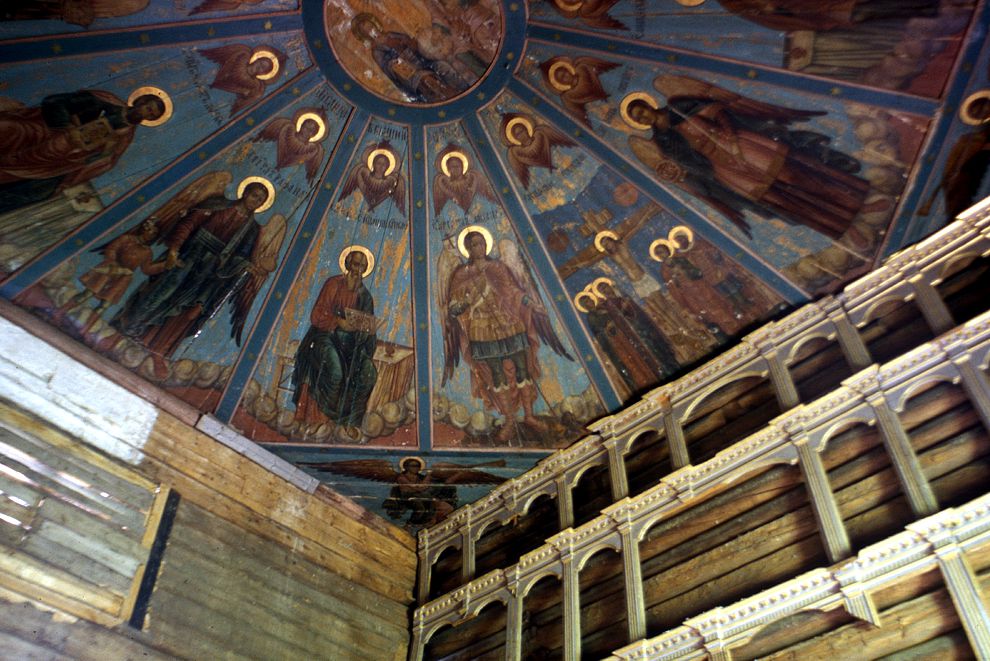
[0,88,168,214]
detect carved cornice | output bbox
[419,212,990,570]
[415,312,990,637]
[609,493,990,660]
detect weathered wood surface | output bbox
[141,413,416,603]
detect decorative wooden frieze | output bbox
[607,493,990,661]
[418,210,990,600]
[414,308,990,642]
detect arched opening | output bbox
[429,544,463,601]
[500,494,560,570]
[789,335,856,403]
[819,419,912,551]
[682,375,781,465]
[474,519,509,579]
[578,546,628,659]
[903,379,990,511]
[520,574,564,661]
[571,461,612,528]
[935,252,990,325]
[859,297,935,366]
[624,429,671,498]
[423,600,508,660]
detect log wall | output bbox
[0,306,416,659]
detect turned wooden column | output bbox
[603,438,630,501]
[827,304,872,370]
[868,393,938,516]
[504,580,524,661]
[660,395,690,470]
[617,521,646,642]
[954,354,990,433]
[908,274,955,336]
[556,476,575,531]
[933,543,990,658]
[760,344,800,410]
[560,552,581,661]
[460,526,475,583]
[794,435,852,562]
[417,546,432,604]
[409,627,424,661]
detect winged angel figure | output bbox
[301,457,507,527]
[544,0,627,30]
[432,145,495,215]
[338,142,406,213]
[436,227,572,444]
[112,171,286,360]
[622,74,877,240]
[540,55,619,127]
[253,108,328,182]
[500,113,576,189]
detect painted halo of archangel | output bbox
[291,244,379,443]
[296,457,507,527]
[338,142,406,213]
[436,224,573,444]
[201,44,285,116]
[432,145,495,214]
[253,108,328,182]
[110,172,286,369]
[0,85,172,215]
[499,113,576,189]
[619,74,888,241]
[540,55,618,127]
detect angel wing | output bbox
[432,173,456,215]
[231,213,286,345]
[337,163,365,206]
[149,171,233,242]
[388,174,407,214]
[436,238,465,386]
[653,74,822,124]
[561,57,619,126]
[199,43,251,68]
[548,0,627,30]
[507,124,575,189]
[296,458,399,483]
[254,117,292,144]
[498,239,572,359]
[430,460,508,485]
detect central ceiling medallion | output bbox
[325,0,504,105]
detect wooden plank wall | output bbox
[0,322,417,660]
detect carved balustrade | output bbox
[411,306,990,661]
[607,492,990,661]
[417,201,990,600]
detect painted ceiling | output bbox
[1,0,988,529]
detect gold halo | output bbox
[649,238,676,262]
[249,49,280,81]
[574,290,597,313]
[338,245,375,277]
[591,277,614,298]
[505,116,534,146]
[127,86,173,127]
[960,90,990,126]
[554,0,583,10]
[295,112,326,142]
[669,225,695,252]
[548,60,577,92]
[620,92,660,131]
[399,456,425,472]
[676,0,706,5]
[367,148,397,176]
[236,176,275,212]
[594,229,619,252]
[440,151,469,177]
[457,225,494,258]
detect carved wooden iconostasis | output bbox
[1,0,988,530]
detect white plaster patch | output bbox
[0,317,156,464]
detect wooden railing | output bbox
[417,199,990,603]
